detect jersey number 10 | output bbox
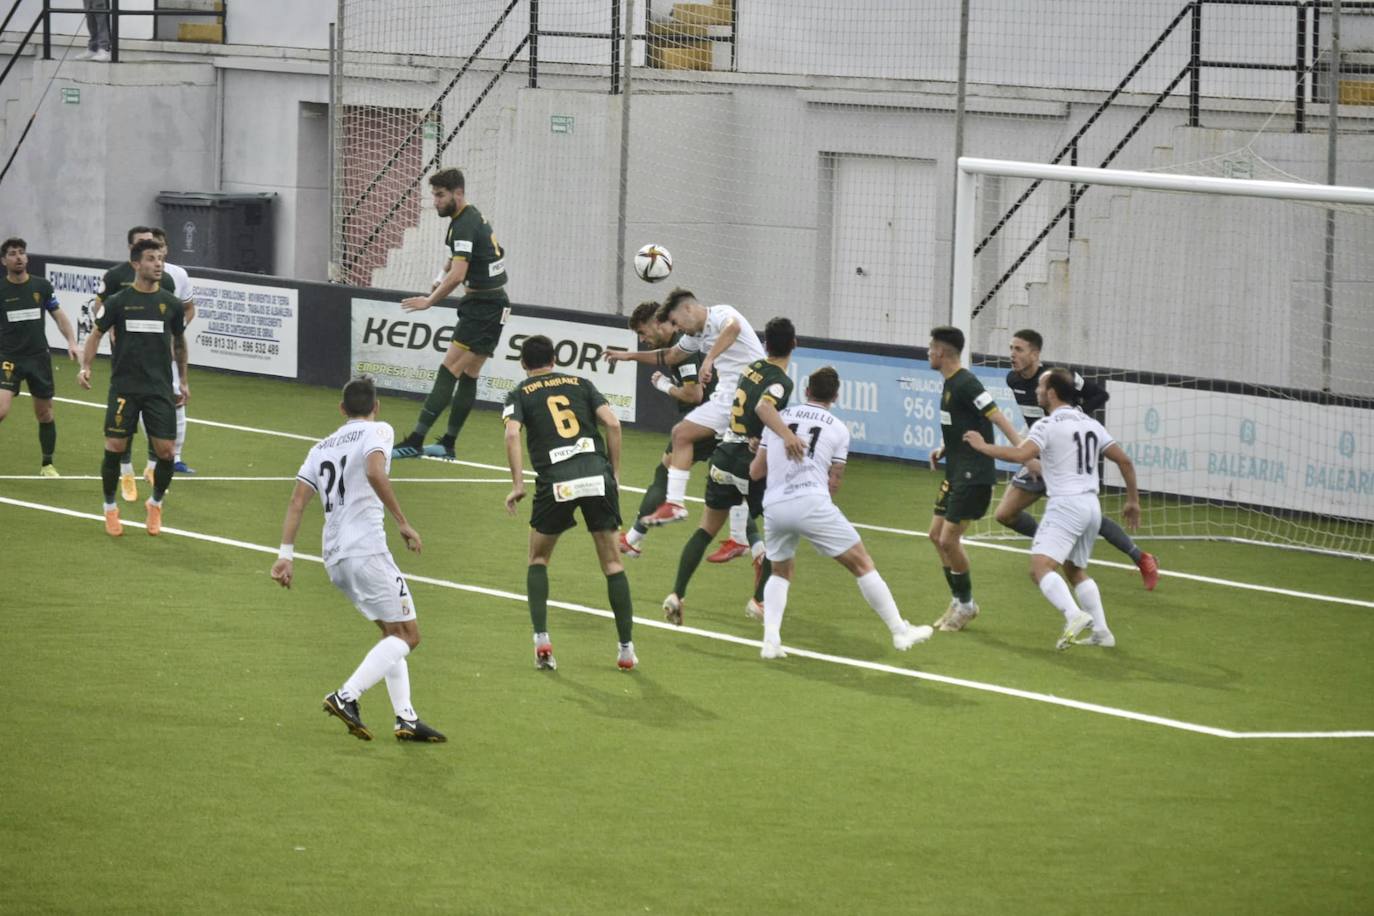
[1071,430,1099,475]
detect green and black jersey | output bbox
[446,204,507,293]
[503,371,611,483]
[0,275,60,357]
[668,331,717,415]
[712,358,794,478]
[97,261,176,303]
[97,286,185,396]
[940,368,999,486]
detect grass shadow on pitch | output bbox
[552,669,720,728]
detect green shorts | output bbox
[664,436,719,465]
[452,290,510,358]
[0,352,55,399]
[529,470,622,536]
[104,390,176,440]
[933,478,992,524]
[703,455,764,515]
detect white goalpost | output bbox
[953,157,1374,559]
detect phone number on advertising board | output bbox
[202,335,279,356]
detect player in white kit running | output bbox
[270,377,445,742]
[964,367,1141,649]
[607,288,804,525]
[748,367,933,658]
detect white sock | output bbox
[339,635,410,702]
[856,569,904,634]
[728,503,748,544]
[763,576,790,645]
[626,527,645,547]
[385,658,417,722]
[175,406,187,460]
[1038,571,1082,622]
[1074,579,1108,632]
[103,501,116,512]
[751,539,765,560]
[120,461,133,476]
[666,467,690,506]
[144,459,155,474]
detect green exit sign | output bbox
[550,115,574,134]
[61,88,80,104]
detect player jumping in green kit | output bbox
[662,317,799,628]
[503,334,637,671]
[395,167,509,461]
[0,238,79,476]
[78,239,189,538]
[925,325,1023,632]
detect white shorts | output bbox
[763,496,862,562]
[682,396,732,436]
[326,552,417,623]
[1030,493,1102,568]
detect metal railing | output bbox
[971,0,1367,320]
[40,1,225,63]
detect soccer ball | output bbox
[634,244,673,283]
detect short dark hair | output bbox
[130,239,163,262]
[149,227,168,244]
[520,334,555,370]
[1043,366,1079,405]
[662,288,697,316]
[126,225,154,245]
[930,325,965,355]
[1013,329,1043,352]
[1,237,26,256]
[429,167,465,192]
[342,376,377,417]
[807,366,840,403]
[628,300,661,331]
[763,316,796,358]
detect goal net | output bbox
[955,156,1374,559]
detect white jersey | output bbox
[296,419,394,565]
[760,402,850,508]
[164,262,194,302]
[675,304,766,405]
[1026,406,1115,497]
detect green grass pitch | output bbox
[2,361,1372,914]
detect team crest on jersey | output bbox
[31,292,39,304]
[943,390,951,406]
[159,302,167,315]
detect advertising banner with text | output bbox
[350,299,638,421]
[43,263,298,378]
[1106,382,1374,521]
[785,346,1027,470]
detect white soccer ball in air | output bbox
[634,244,673,283]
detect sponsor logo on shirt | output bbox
[548,437,595,464]
[125,319,166,333]
[6,307,40,322]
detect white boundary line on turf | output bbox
[0,475,509,483]
[2,493,1370,741]
[30,394,1374,610]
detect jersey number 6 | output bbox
[546,395,581,438]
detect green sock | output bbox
[606,571,634,643]
[527,564,549,633]
[943,566,955,594]
[152,457,174,501]
[414,365,458,436]
[745,513,759,545]
[101,449,121,503]
[38,421,55,465]
[754,557,771,602]
[674,528,713,598]
[445,373,478,439]
[634,462,669,535]
[951,570,972,604]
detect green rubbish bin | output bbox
[156,191,276,274]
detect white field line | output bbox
[2,493,1370,741]
[29,394,1374,610]
[0,475,509,484]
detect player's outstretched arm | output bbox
[271,481,315,589]
[607,346,681,367]
[365,451,422,553]
[76,328,104,389]
[503,419,527,515]
[404,257,468,312]
[52,308,79,360]
[595,404,622,482]
[1103,442,1142,530]
[698,319,740,386]
[964,430,1039,465]
[755,398,805,460]
[652,371,703,406]
[989,408,1024,446]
